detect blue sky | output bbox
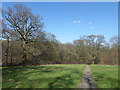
[2,2,118,43]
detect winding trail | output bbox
[77,65,96,89]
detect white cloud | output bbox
[90,26,95,29]
[73,21,77,23]
[88,22,95,29]
[88,22,92,25]
[73,20,81,23]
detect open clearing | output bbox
[90,65,119,88]
[2,64,119,88]
[2,64,85,88]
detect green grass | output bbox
[90,65,119,88]
[2,64,85,88]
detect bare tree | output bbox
[2,4,44,63]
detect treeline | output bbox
[1,4,118,66]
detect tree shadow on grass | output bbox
[2,65,82,88]
[48,70,81,88]
[2,68,56,88]
[93,72,119,88]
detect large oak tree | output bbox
[2,4,44,62]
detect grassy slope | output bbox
[90,65,119,88]
[2,64,85,88]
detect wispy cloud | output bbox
[72,20,81,26]
[90,26,95,29]
[88,22,92,25]
[88,21,95,29]
[73,20,81,23]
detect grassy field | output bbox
[2,64,119,88]
[90,65,119,88]
[2,64,85,88]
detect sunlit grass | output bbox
[90,65,119,88]
[2,64,85,88]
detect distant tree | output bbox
[74,35,105,64]
[109,36,118,65]
[110,36,118,48]
[2,21,13,65]
[95,35,105,64]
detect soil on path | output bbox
[77,65,96,89]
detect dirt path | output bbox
[77,65,96,89]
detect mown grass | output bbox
[90,65,119,88]
[2,64,85,88]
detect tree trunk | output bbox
[5,38,10,65]
[10,52,13,65]
[21,41,29,64]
